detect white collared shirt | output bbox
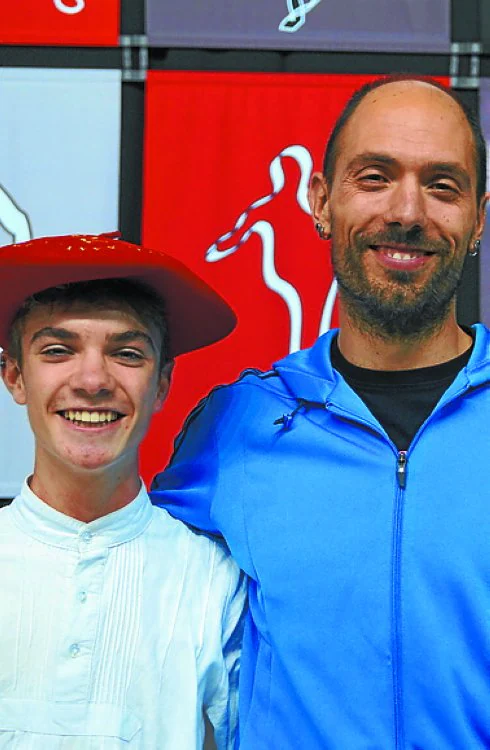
[0,481,246,749]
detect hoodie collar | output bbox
[273,329,339,405]
[273,324,490,405]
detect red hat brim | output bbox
[0,234,236,358]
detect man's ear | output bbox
[308,172,332,237]
[1,353,27,405]
[153,360,174,414]
[475,191,490,243]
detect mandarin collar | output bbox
[9,479,153,550]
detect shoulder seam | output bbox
[168,368,278,461]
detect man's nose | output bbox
[69,352,115,396]
[384,177,426,231]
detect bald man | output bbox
[152,76,490,749]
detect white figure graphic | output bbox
[0,187,32,361]
[53,0,85,15]
[278,0,323,33]
[0,185,32,244]
[205,145,338,353]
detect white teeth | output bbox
[388,251,417,260]
[62,410,119,424]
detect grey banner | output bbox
[146,0,450,52]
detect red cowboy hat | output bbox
[0,233,236,358]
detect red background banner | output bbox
[0,0,119,46]
[141,71,449,482]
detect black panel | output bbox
[481,0,490,46]
[120,0,145,36]
[452,0,480,41]
[456,87,482,326]
[0,45,120,68]
[149,48,450,76]
[118,81,145,244]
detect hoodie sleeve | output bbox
[150,392,222,534]
[151,373,264,579]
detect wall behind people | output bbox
[0,0,488,498]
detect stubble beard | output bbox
[331,229,466,342]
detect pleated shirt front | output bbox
[0,482,245,749]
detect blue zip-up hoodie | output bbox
[151,324,490,749]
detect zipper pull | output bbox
[396,451,407,489]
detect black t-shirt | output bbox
[330,332,474,451]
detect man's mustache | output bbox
[355,229,450,255]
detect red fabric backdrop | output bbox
[0,0,119,46]
[140,72,389,481]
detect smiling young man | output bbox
[0,233,245,749]
[151,77,490,748]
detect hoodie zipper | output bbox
[319,401,409,746]
[323,401,409,747]
[392,450,407,748]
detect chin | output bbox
[61,452,119,473]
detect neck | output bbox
[337,304,473,371]
[29,457,141,522]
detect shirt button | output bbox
[69,643,80,658]
[78,590,87,603]
[80,531,92,543]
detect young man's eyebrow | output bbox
[108,330,157,352]
[30,327,157,352]
[30,327,78,344]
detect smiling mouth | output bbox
[369,245,435,260]
[58,410,124,427]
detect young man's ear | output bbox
[308,172,332,239]
[1,353,27,405]
[153,360,174,414]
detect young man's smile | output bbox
[8,306,169,477]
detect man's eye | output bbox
[359,172,387,184]
[115,349,145,362]
[432,181,456,191]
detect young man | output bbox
[152,77,490,748]
[0,233,246,749]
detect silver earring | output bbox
[469,239,481,257]
[315,222,330,241]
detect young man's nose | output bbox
[69,352,115,396]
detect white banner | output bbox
[0,68,121,498]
